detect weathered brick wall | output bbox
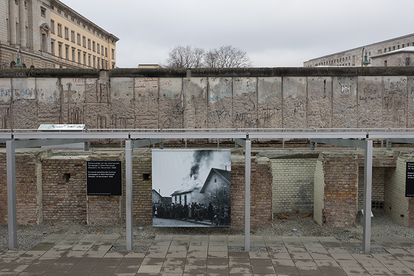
[316,153,358,227]
[0,149,44,225]
[271,156,317,213]
[42,157,87,222]
[231,154,273,229]
[358,167,385,210]
[88,196,120,226]
[126,150,152,224]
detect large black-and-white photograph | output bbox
[152,149,231,227]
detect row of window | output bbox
[314,42,414,67]
[51,40,111,69]
[50,20,114,60]
[51,5,110,43]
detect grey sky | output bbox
[63,0,414,68]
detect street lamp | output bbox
[15,50,22,68]
[362,47,370,66]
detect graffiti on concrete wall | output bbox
[1,75,414,129]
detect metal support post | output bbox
[6,140,17,249]
[363,140,373,253]
[244,139,251,251]
[125,140,133,251]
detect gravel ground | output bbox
[1,210,414,252]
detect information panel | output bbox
[87,161,122,196]
[406,162,414,197]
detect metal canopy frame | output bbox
[3,130,414,253]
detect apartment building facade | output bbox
[0,0,118,69]
[303,33,414,68]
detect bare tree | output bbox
[205,45,252,68]
[165,45,252,68]
[165,45,205,68]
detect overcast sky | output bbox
[63,0,414,68]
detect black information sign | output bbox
[406,162,414,197]
[87,161,122,196]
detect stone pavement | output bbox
[1,234,414,275]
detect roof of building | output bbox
[51,0,119,41]
[200,168,231,193]
[305,33,414,62]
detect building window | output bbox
[384,48,386,53]
[101,45,104,55]
[88,39,91,50]
[51,40,55,55]
[105,47,107,57]
[58,43,62,57]
[93,56,96,68]
[111,49,114,60]
[71,30,75,43]
[57,23,62,37]
[93,41,95,52]
[97,43,100,54]
[406,58,410,66]
[389,47,391,51]
[384,60,387,67]
[77,33,81,45]
[398,45,400,49]
[112,62,115,69]
[65,45,69,59]
[83,52,86,65]
[50,20,55,34]
[41,33,46,51]
[393,46,396,50]
[72,48,75,61]
[41,7,46,18]
[82,36,86,48]
[403,44,405,48]
[78,50,81,63]
[64,27,69,40]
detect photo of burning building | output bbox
[152,149,231,227]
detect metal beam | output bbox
[363,140,373,254]
[245,139,251,251]
[130,132,247,139]
[125,140,133,251]
[132,139,163,148]
[368,132,414,139]
[13,139,89,149]
[312,138,367,149]
[249,132,368,139]
[13,132,130,140]
[6,140,17,249]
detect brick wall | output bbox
[271,157,317,213]
[315,153,358,227]
[42,157,87,222]
[358,167,385,210]
[231,154,273,229]
[127,150,152,224]
[0,149,44,225]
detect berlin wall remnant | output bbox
[1,67,414,130]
